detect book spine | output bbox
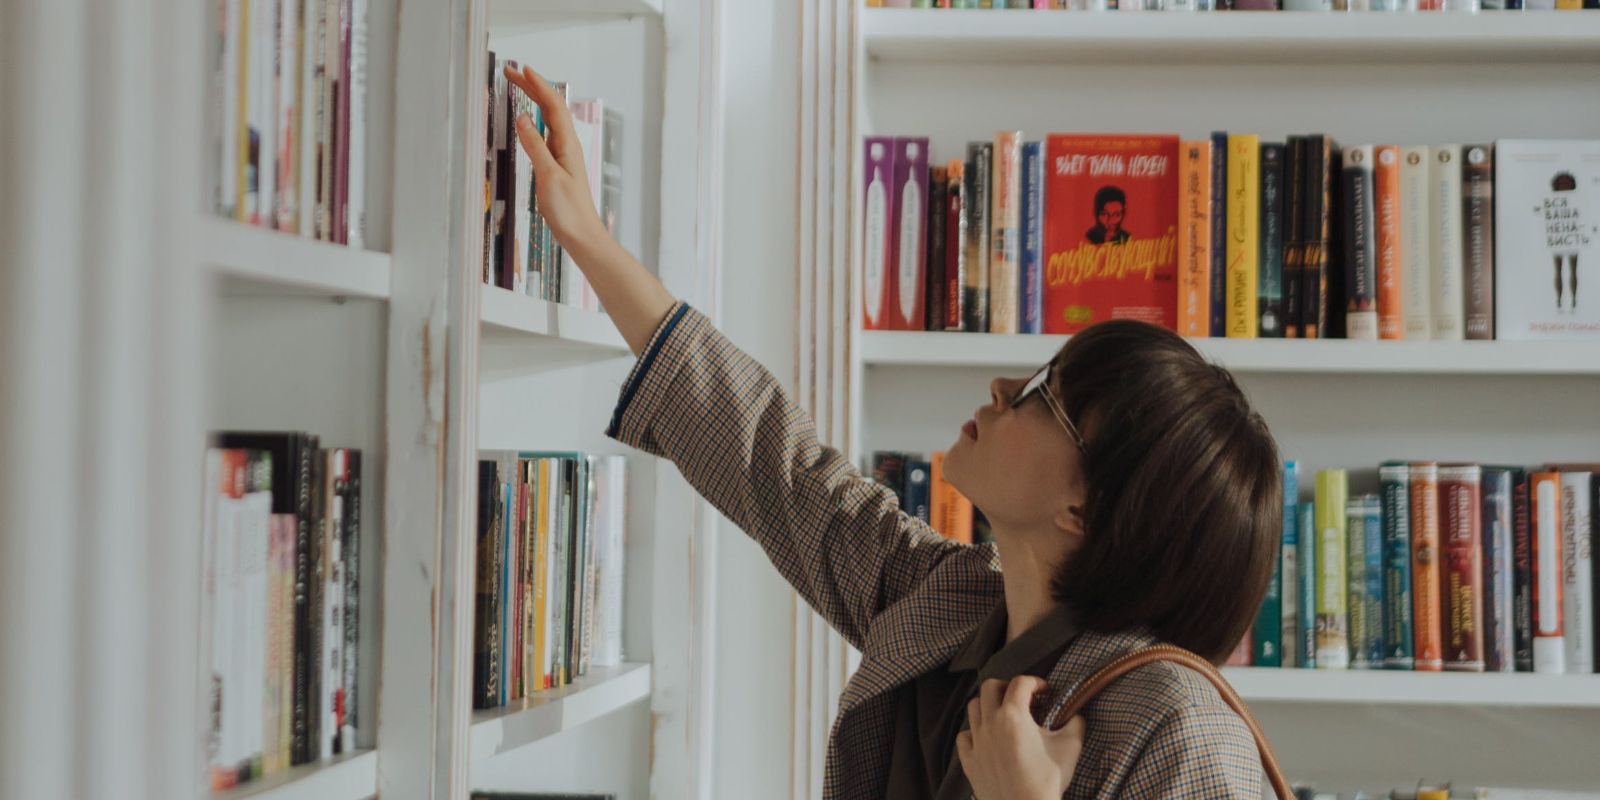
[1399,146,1433,340]
[1342,145,1379,340]
[1363,495,1386,668]
[1178,140,1212,337]
[1208,131,1229,337]
[305,439,324,761]
[531,461,550,691]
[1298,500,1318,668]
[220,0,240,217]
[290,438,313,762]
[1429,145,1466,340]
[1315,469,1350,669]
[1560,472,1594,673]
[346,0,367,249]
[1532,471,1567,672]
[1226,134,1260,338]
[1303,135,1332,338]
[298,0,319,237]
[1282,463,1300,667]
[1282,137,1306,338]
[904,459,932,523]
[322,451,343,759]
[275,0,299,233]
[319,0,339,240]
[1412,462,1445,671]
[892,138,929,331]
[964,142,993,333]
[1258,142,1285,338]
[259,0,278,230]
[474,464,495,708]
[926,165,948,332]
[1513,470,1535,671]
[579,457,601,674]
[930,452,974,544]
[1462,145,1495,340]
[1255,461,1286,666]
[1347,496,1370,669]
[989,133,1021,334]
[943,161,968,331]
[242,0,261,224]
[500,467,514,702]
[1482,467,1515,672]
[1380,463,1415,669]
[1020,142,1045,335]
[1441,465,1486,671]
[339,450,360,748]
[1374,145,1403,339]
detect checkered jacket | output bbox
[607,304,1265,800]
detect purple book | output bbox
[863,137,899,331]
[891,138,929,332]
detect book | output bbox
[1042,134,1180,334]
[872,452,908,507]
[1315,469,1349,669]
[1462,144,1495,340]
[1258,141,1286,338]
[590,455,627,668]
[1374,145,1403,339]
[990,132,1022,334]
[930,452,974,544]
[1493,140,1600,340]
[892,137,930,331]
[1482,466,1516,672]
[1440,465,1485,672]
[1531,470,1566,673]
[1281,463,1301,667]
[942,162,967,331]
[1411,462,1445,671]
[1178,140,1213,337]
[1226,134,1261,339]
[1357,494,1386,668]
[1399,146,1433,339]
[1020,141,1046,335]
[275,0,301,233]
[1209,131,1229,337]
[1302,135,1336,339]
[1512,469,1535,671]
[904,458,932,523]
[1341,145,1379,340]
[474,462,502,709]
[862,137,897,331]
[1559,470,1594,673]
[965,142,993,333]
[346,0,367,248]
[926,164,948,332]
[1283,137,1306,338]
[1298,500,1318,668]
[1429,145,1466,340]
[1380,463,1415,669]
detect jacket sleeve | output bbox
[1113,703,1265,800]
[606,303,966,649]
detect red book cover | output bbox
[1043,135,1180,334]
[1440,465,1485,671]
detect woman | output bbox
[504,64,1281,800]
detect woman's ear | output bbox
[1054,503,1086,544]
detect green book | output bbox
[1253,463,1289,667]
[1315,469,1350,669]
[1347,496,1370,669]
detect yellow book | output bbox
[1226,134,1260,339]
[1315,469,1350,670]
[1556,0,1582,8]
[532,459,551,694]
[235,0,251,219]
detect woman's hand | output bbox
[502,63,611,260]
[957,677,1086,800]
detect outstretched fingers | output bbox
[502,64,579,169]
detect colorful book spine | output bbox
[1298,500,1318,668]
[1374,145,1403,339]
[943,161,967,331]
[903,459,932,523]
[1482,467,1516,672]
[1209,131,1229,337]
[1282,137,1306,338]
[1399,146,1433,340]
[1532,471,1566,673]
[1412,462,1445,670]
[1441,465,1486,672]
[930,452,973,544]
[1226,134,1261,339]
[1560,471,1593,673]
[891,137,930,331]
[862,137,897,331]
[1429,145,1466,340]
[1302,135,1334,338]
[989,132,1021,334]
[1178,140,1212,337]
[1362,494,1385,668]
[1020,141,1045,335]
[1380,463,1415,669]
[1342,145,1379,340]
[1347,496,1371,669]
[964,142,993,333]
[1316,469,1350,669]
[1462,145,1495,340]
[1281,463,1300,668]
[1512,469,1535,671]
[1258,142,1286,339]
[926,164,948,332]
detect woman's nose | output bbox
[990,377,1019,407]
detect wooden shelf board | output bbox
[202,217,392,300]
[490,0,663,32]
[469,662,651,763]
[212,750,378,800]
[862,9,1600,65]
[1224,667,1600,708]
[860,330,1600,376]
[479,285,632,353]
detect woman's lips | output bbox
[962,419,978,441]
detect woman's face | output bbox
[941,371,1088,544]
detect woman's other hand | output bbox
[957,677,1086,800]
[502,63,611,261]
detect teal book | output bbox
[1281,463,1300,667]
[1298,500,1317,668]
[1254,463,1291,667]
[1380,463,1415,669]
[1347,496,1371,669]
[1360,494,1386,668]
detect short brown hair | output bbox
[1048,320,1281,664]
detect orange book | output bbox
[1374,145,1404,339]
[930,452,973,544]
[1177,140,1212,337]
[1410,462,1444,671]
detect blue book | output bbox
[1281,463,1300,668]
[1380,463,1415,669]
[1347,496,1371,669]
[1481,467,1517,672]
[1361,495,1386,668]
[1298,500,1317,668]
[1208,131,1229,337]
[1019,142,1045,335]
[903,458,932,524]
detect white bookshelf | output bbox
[202,217,392,300]
[490,0,663,34]
[212,752,378,800]
[469,662,652,764]
[480,286,631,352]
[1225,668,1600,709]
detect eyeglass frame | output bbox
[1009,359,1087,451]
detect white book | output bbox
[298,0,319,237]
[204,450,227,777]
[1534,475,1567,674]
[1399,146,1432,340]
[346,0,367,249]
[275,0,299,232]
[258,0,278,229]
[546,459,563,684]
[1429,145,1466,340]
[219,478,241,772]
[322,489,342,759]
[1560,472,1593,674]
[592,456,627,668]
[241,478,272,770]
[243,0,260,223]
[1493,140,1600,340]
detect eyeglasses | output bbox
[1010,359,1087,451]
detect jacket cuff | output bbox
[605,302,696,442]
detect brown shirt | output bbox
[886,601,1083,800]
